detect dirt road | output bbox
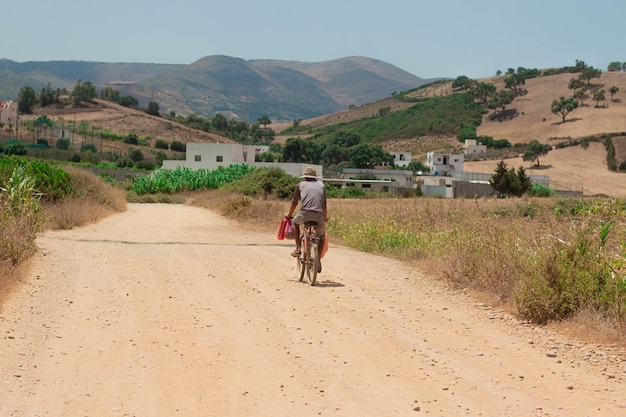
[1,204,625,417]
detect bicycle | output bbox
[296,221,322,286]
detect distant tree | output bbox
[607,61,623,72]
[487,90,515,114]
[567,77,585,95]
[18,86,36,113]
[470,82,497,104]
[100,87,121,103]
[39,83,60,107]
[452,75,472,91]
[502,67,537,97]
[406,160,430,174]
[282,137,308,163]
[348,143,393,169]
[573,87,589,106]
[579,67,602,86]
[377,106,391,117]
[522,140,551,167]
[551,96,578,122]
[609,85,619,100]
[321,144,350,166]
[146,101,160,116]
[329,131,360,148]
[119,95,139,108]
[211,113,229,131]
[491,160,532,197]
[574,59,587,72]
[71,79,97,105]
[592,89,606,107]
[257,115,271,128]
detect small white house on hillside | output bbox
[463,139,487,157]
[426,151,464,177]
[389,151,412,167]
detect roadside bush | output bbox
[222,167,298,199]
[0,157,72,202]
[0,165,45,265]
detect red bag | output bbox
[277,217,294,240]
[284,218,295,240]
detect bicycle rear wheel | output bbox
[306,242,319,286]
[297,235,305,281]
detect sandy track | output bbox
[1,204,625,416]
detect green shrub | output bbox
[0,165,44,265]
[56,138,70,150]
[124,133,139,145]
[529,183,555,197]
[3,140,27,156]
[135,159,156,170]
[81,143,98,153]
[170,141,186,152]
[155,139,169,150]
[127,148,144,162]
[36,138,50,149]
[222,167,298,199]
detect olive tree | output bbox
[551,96,578,122]
[522,140,551,167]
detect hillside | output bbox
[8,68,626,197]
[0,56,433,123]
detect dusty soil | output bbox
[1,204,625,416]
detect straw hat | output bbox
[301,167,318,179]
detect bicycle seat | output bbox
[304,221,318,227]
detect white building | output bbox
[426,151,464,177]
[161,143,323,178]
[463,139,487,157]
[389,151,412,167]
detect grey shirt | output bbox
[292,180,326,213]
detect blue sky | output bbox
[3,0,624,79]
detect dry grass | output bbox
[43,166,127,230]
[190,192,626,345]
[1,167,127,309]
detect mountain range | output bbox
[0,56,439,123]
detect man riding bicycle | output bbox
[286,166,328,259]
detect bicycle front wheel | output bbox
[306,242,319,286]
